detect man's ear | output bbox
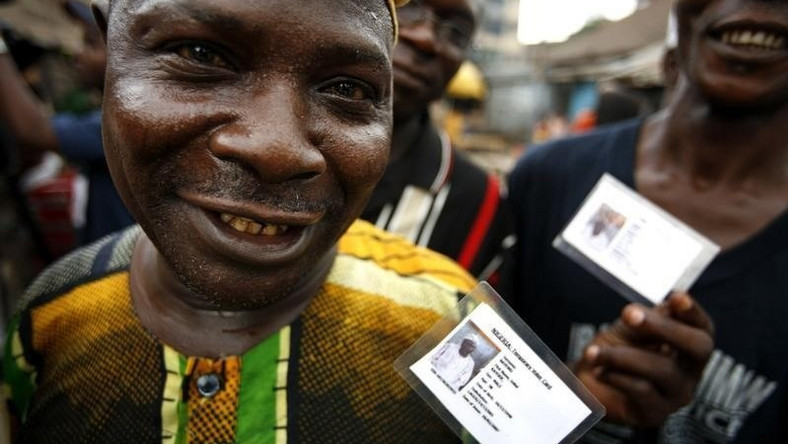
[91,1,110,42]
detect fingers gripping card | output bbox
[395,283,605,444]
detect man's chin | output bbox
[170,262,299,312]
[704,87,788,116]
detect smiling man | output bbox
[361,0,513,283]
[1,1,717,442]
[508,0,788,442]
[0,0,481,442]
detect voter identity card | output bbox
[395,283,604,444]
[553,174,720,305]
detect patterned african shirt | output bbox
[3,220,475,443]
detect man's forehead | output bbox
[94,0,407,37]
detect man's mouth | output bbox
[220,213,290,236]
[714,27,786,52]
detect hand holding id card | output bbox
[553,174,720,305]
[395,283,605,444]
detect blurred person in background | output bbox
[568,108,597,134]
[570,86,651,135]
[531,112,569,144]
[361,0,514,284]
[0,0,133,248]
[594,87,650,128]
[508,0,788,441]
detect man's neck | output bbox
[129,233,333,358]
[390,111,428,163]
[643,81,788,187]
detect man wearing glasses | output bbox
[362,0,513,284]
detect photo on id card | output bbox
[553,173,720,305]
[394,283,605,444]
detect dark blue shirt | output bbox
[507,119,788,443]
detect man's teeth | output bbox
[721,29,786,50]
[219,213,289,236]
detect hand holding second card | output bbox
[572,292,714,427]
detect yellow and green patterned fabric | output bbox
[2,220,474,443]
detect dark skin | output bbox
[640,0,788,256]
[575,0,787,426]
[637,0,788,251]
[94,0,393,358]
[660,48,680,104]
[576,293,714,426]
[637,102,788,251]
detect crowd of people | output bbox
[0,0,784,443]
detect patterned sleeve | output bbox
[2,314,36,435]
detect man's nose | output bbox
[209,84,326,184]
[398,19,441,55]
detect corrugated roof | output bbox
[536,0,673,66]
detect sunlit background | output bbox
[517,0,639,44]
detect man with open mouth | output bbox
[509,0,788,442]
[1,0,716,442]
[0,0,481,442]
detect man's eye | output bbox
[442,23,472,49]
[324,81,374,101]
[175,43,231,70]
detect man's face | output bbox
[675,0,788,110]
[101,0,393,309]
[459,338,476,356]
[392,0,475,121]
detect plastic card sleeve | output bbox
[394,282,605,444]
[553,173,720,306]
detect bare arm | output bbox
[0,38,60,158]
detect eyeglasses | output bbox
[397,0,475,51]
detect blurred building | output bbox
[458,0,670,146]
[469,0,541,144]
[528,0,670,85]
[525,0,671,121]
[474,0,522,58]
